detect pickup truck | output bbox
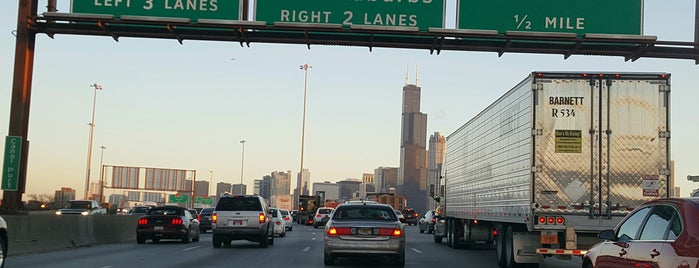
[55,200,107,215]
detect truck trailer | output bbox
[434,72,671,267]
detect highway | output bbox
[7,223,583,268]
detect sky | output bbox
[1,0,698,201]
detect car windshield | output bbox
[333,206,398,221]
[149,207,183,216]
[65,201,91,209]
[216,197,262,211]
[131,207,150,213]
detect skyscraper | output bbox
[297,168,310,196]
[427,132,446,211]
[399,81,428,214]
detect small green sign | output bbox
[255,0,445,31]
[195,196,214,205]
[71,0,242,21]
[457,0,642,36]
[2,136,22,191]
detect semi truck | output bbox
[434,72,671,268]
[298,195,323,225]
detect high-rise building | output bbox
[312,181,340,201]
[399,82,428,214]
[215,182,231,197]
[254,179,262,195]
[194,180,209,197]
[231,184,247,195]
[375,167,399,193]
[260,175,272,200]
[54,187,76,208]
[297,168,310,196]
[427,132,446,211]
[272,170,291,195]
[359,173,375,199]
[338,178,362,201]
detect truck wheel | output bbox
[182,230,191,244]
[393,252,405,267]
[504,225,522,268]
[212,235,223,248]
[433,232,443,243]
[324,251,335,265]
[447,221,454,248]
[259,233,269,248]
[495,225,506,267]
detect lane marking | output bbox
[411,248,423,254]
[303,247,311,252]
[97,266,113,268]
[184,246,201,251]
[312,237,316,241]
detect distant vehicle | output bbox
[211,195,274,248]
[270,207,286,237]
[198,207,214,233]
[55,200,107,216]
[129,206,151,215]
[136,206,200,244]
[583,198,699,268]
[401,208,418,226]
[313,207,334,229]
[0,215,8,268]
[418,210,436,234]
[394,210,406,223]
[187,209,200,222]
[298,195,323,225]
[324,202,405,266]
[280,209,293,231]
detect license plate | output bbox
[154,226,164,231]
[229,219,245,226]
[358,228,372,235]
[541,231,558,244]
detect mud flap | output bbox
[513,232,544,264]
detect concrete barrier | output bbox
[2,214,140,256]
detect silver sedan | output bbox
[323,202,405,267]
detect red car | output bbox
[583,198,699,268]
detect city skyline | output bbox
[1,1,699,201]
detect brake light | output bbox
[538,217,546,224]
[327,227,351,236]
[259,213,266,223]
[316,214,321,218]
[413,213,418,218]
[556,217,565,224]
[171,218,183,225]
[284,216,291,221]
[378,228,403,237]
[547,217,555,224]
[138,218,148,225]
[212,213,218,223]
[276,221,282,225]
[431,218,436,223]
[197,214,201,221]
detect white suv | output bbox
[211,195,274,248]
[313,207,334,228]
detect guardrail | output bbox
[2,214,140,256]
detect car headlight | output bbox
[55,211,62,215]
[81,211,89,216]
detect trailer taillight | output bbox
[547,217,555,224]
[538,217,546,224]
[556,217,565,224]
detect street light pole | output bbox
[98,146,106,204]
[240,140,246,195]
[209,170,214,197]
[84,83,103,200]
[299,64,311,196]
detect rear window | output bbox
[131,207,150,214]
[281,210,289,216]
[200,207,214,215]
[318,208,333,214]
[216,196,262,211]
[66,201,92,209]
[333,206,397,221]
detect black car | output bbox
[198,207,214,233]
[402,208,419,226]
[136,206,200,244]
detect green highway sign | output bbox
[255,0,445,31]
[195,196,214,205]
[2,136,22,191]
[169,194,189,203]
[71,0,242,21]
[457,0,642,36]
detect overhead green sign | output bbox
[71,0,242,21]
[255,0,445,31]
[457,0,642,36]
[2,136,22,191]
[169,194,189,203]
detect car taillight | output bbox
[198,214,201,221]
[284,216,291,221]
[276,221,282,225]
[259,213,266,223]
[138,218,148,225]
[212,213,217,223]
[327,227,351,236]
[431,218,436,223]
[413,213,418,217]
[171,218,183,225]
[378,228,402,237]
[316,214,321,218]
